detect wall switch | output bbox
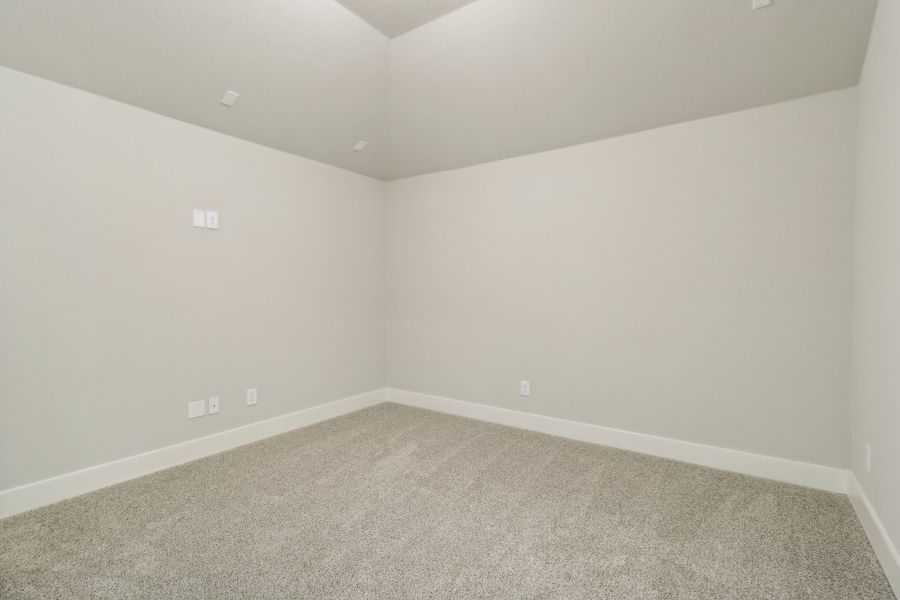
[205,210,220,230]
[193,210,207,228]
[520,380,531,397]
[246,388,258,406]
[865,443,872,473]
[188,400,206,419]
[208,396,220,415]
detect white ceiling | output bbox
[387,0,878,179]
[0,0,879,180]
[334,0,481,38]
[0,0,390,178]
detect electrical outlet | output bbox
[520,380,531,397]
[865,443,872,474]
[188,400,205,419]
[208,396,220,415]
[205,210,219,230]
[192,209,206,228]
[246,388,258,406]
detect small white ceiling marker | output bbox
[220,90,240,107]
[752,0,773,10]
[353,140,369,152]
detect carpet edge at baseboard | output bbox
[0,388,389,519]
[848,473,900,597]
[0,386,853,514]
[386,388,848,494]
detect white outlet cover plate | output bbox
[188,399,206,419]
[208,397,220,414]
[220,90,240,107]
[752,0,773,9]
[205,211,219,230]
[246,388,258,406]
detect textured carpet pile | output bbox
[0,403,894,599]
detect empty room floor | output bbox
[0,403,893,600]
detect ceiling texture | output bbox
[0,0,879,181]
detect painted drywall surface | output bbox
[387,0,874,179]
[0,0,877,181]
[0,66,386,490]
[852,0,900,555]
[386,89,857,468]
[334,0,480,37]
[0,0,390,179]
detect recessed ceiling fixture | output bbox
[220,90,240,107]
[353,140,368,152]
[752,0,773,10]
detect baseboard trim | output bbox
[0,388,388,519]
[848,473,900,595]
[387,388,848,494]
[0,388,857,520]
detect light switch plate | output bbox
[193,210,207,228]
[752,0,772,9]
[208,397,220,415]
[246,388,258,406]
[206,210,219,230]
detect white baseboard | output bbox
[848,473,900,595]
[387,388,849,494]
[0,388,387,519]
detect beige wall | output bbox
[386,89,857,468]
[852,0,900,554]
[0,64,863,493]
[0,66,386,490]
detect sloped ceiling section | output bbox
[334,0,481,38]
[0,0,879,181]
[387,0,878,179]
[0,0,390,178]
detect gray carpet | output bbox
[0,403,894,600]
